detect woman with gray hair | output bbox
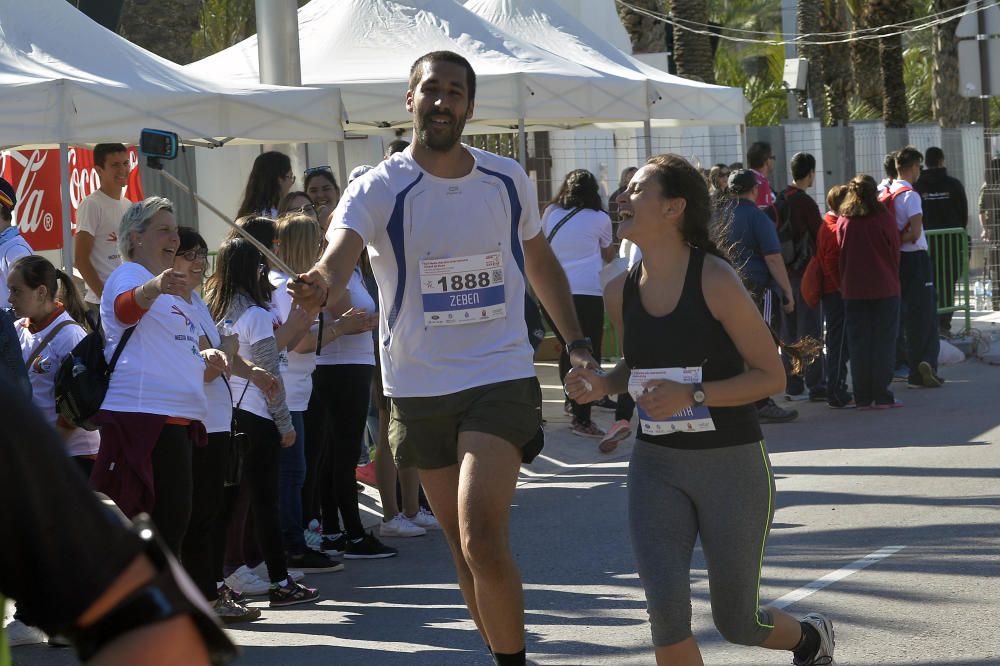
[91,197,228,554]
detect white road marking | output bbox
[769,545,907,609]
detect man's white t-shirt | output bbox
[229,305,280,421]
[542,206,612,297]
[327,146,542,398]
[190,292,232,434]
[316,268,376,368]
[100,262,207,421]
[76,190,130,304]
[270,271,317,412]
[889,179,927,252]
[17,310,100,456]
[0,230,33,305]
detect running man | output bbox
[289,51,595,666]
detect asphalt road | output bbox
[12,342,1000,665]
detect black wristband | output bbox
[565,337,593,355]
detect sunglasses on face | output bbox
[176,248,208,262]
[304,165,333,178]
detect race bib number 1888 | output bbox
[419,252,506,327]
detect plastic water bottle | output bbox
[973,280,984,310]
[71,357,86,377]
[985,278,993,310]
[220,319,235,337]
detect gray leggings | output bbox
[628,439,776,647]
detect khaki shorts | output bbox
[388,377,543,470]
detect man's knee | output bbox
[460,520,510,573]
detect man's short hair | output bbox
[790,152,816,181]
[883,152,898,179]
[408,51,477,103]
[747,142,771,170]
[925,146,945,168]
[94,143,128,169]
[895,145,923,172]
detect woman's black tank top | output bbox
[622,247,762,449]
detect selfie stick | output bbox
[150,167,298,278]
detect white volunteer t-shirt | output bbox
[190,292,232,434]
[17,310,100,457]
[889,179,927,252]
[270,271,317,412]
[619,239,643,269]
[317,268,376,367]
[327,146,542,398]
[76,190,130,304]
[0,231,33,305]
[100,262,207,421]
[542,206,612,297]
[228,305,281,422]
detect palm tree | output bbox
[192,0,257,60]
[820,0,853,126]
[617,0,669,54]
[848,0,882,113]
[671,0,717,84]
[118,0,204,64]
[866,0,910,128]
[796,0,824,118]
[931,0,969,127]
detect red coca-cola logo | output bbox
[2,150,55,237]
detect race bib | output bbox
[628,367,716,435]
[419,252,506,327]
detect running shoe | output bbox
[344,533,398,559]
[599,419,632,453]
[225,565,271,596]
[212,587,261,624]
[4,620,46,646]
[304,528,323,551]
[321,532,349,556]
[826,395,855,409]
[356,461,377,486]
[409,508,441,530]
[287,549,345,573]
[268,577,319,608]
[784,391,809,402]
[808,388,828,402]
[569,418,605,438]
[794,612,835,665]
[380,513,426,538]
[593,396,618,410]
[250,562,305,583]
[757,400,798,423]
[918,361,943,388]
[893,365,910,382]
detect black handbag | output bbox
[225,379,251,487]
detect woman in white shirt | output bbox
[93,197,228,555]
[7,255,99,475]
[541,169,614,439]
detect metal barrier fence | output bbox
[926,228,971,333]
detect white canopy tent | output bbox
[186,0,733,132]
[0,0,344,268]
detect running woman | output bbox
[566,155,835,666]
[290,51,595,666]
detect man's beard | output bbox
[415,111,467,152]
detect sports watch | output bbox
[691,382,706,408]
[565,337,593,355]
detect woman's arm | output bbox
[248,335,293,437]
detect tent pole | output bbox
[58,143,73,272]
[643,118,653,160]
[518,118,527,170]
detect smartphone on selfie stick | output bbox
[138,128,296,276]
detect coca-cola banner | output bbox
[0,147,144,251]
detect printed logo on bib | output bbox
[628,367,716,435]
[420,252,506,327]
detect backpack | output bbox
[0,307,30,400]
[54,324,135,431]
[765,187,813,271]
[878,185,913,229]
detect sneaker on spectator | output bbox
[793,612,835,665]
[268,577,319,608]
[758,399,798,423]
[599,419,632,453]
[344,533,398,559]
[321,532,349,556]
[225,565,271,596]
[409,508,441,530]
[893,365,910,382]
[381,513,426,538]
[5,619,46,646]
[356,461,377,486]
[304,528,323,551]
[593,396,617,410]
[784,391,808,402]
[249,562,305,584]
[212,587,261,624]
[827,395,855,409]
[918,361,943,388]
[569,418,605,438]
[287,549,345,573]
[808,387,828,402]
